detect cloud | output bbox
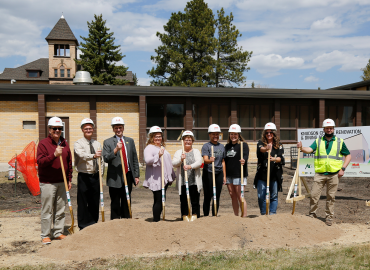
[312,50,367,72]
[311,16,340,30]
[138,77,151,86]
[304,75,319,82]
[250,54,304,76]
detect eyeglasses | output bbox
[52,127,63,131]
[154,136,162,139]
[266,132,273,135]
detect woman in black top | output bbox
[254,122,285,215]
[224,124,249,217]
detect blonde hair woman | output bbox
[143,126,175,222]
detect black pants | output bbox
[152,184,168,222]
[109,171,133,219]
[77,172,100,230]
[180,185,200,218]
[203,170,224,216]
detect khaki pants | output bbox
[309,173,339,219]
[40,182,66,239]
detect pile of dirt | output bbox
[40,213,342,261]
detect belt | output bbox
[79,172,99,177]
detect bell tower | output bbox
[45,15,79,85]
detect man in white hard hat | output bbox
[37,117,73,244]
[74,118,105,230]
[297,118,351,226]
[103,117,140,219]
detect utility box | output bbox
[8,165,15,180]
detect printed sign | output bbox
[298,126,370,177]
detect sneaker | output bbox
[54,235,67,240]
[325,219,333,226]
[42,237,51,245]
[308,213,317,219]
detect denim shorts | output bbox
[226,177,247,185]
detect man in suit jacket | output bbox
[103,117,140,219]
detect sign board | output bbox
[298,126,369,177]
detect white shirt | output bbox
[116,135,130,171]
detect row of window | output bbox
[54,44,70,57]
[54,66,71,78]
[146,103,364,141]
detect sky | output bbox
[1,0,370,89]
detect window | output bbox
[60,65,65,78]
[67,69,70,78]
[23,121,36,129]
[54,69,58,77]
[27,71,39,78]
[192,103,230,140]
[147,104,184,140]
[54,44,70,57]
[326,102,355,127]
[237,104,273,141]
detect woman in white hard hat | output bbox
[254,122,285,215]
[143,126,175,222]
[172,131,203,219]
[224,124,249,217]
[201,124,226,216]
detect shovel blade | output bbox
[67,226,74,234]
[190,215,197,221]
[183,215,190,222]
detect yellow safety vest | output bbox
[314,136,343,173]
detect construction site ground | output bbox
[0,166,370,268]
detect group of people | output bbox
[36,116,350,245]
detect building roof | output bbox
[327,79,370,90]
[1,84,370,100]
[45,17,79,45]
[116,71,134,82]
[0,58,49,81]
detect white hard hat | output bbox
[228,124,241,133]
[322,118,335,128]
[48,117,63,127]
[149,126,162,134]
[80,118,95,128]
[111,117,125,126]
[264,122,277,131]
[208,124,221,133]
[182,130,194,138]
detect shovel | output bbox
[98,148,105,222]
[240,141,245,217]
[211,146,217,217]
[161,147,165,220]
[292,149,300,215]
[120,148,132,218]
[59,155,75,234]
[181,140,193,222]
[266,149,271,215]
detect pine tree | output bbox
[214,8,252,87]
[75,14,129,85]
[133,73,138,86]
[361,59,370,81]
[147,0,217,87]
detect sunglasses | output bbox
[52,127,63,131]
[266,132,274,135]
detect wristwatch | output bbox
[341,167,346,171]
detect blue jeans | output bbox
[257,180,278,215]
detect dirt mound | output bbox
[40,213,342,261]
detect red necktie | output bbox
[120,139,129,174]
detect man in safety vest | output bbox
[297,119,351,226]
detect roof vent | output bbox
[73,71,93,85]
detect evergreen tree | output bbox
[133,73,138,86]
[147,0,217,87]
[75,14,129,85]
[215,8,252,87]
[361,59,370,81]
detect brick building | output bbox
[0,15,134,85]
[1,82,370,164]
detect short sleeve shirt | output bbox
[201,142,225,173]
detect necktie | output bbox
[120,138,129,174]
[89,141,98,173]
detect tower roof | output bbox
[45,16,79,45]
